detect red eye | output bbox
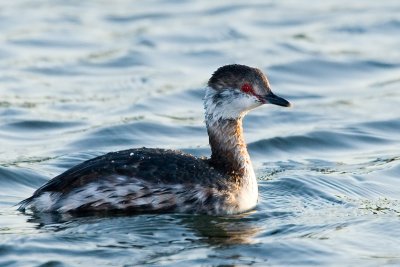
[241,83,253,94]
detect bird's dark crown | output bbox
[207,64,271,93]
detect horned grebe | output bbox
[18,64,290,215]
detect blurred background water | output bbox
[1,0,400,266]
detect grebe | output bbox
[18,64,290,215]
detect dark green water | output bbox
[1,0,400,266]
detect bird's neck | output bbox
[206,116,255,182]
[203,87,254,179]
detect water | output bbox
[1,0,400,266]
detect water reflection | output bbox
[179,213,261,245]
[21,210,261,246]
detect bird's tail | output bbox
[16,196,34,212]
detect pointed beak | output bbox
[262,92,291,107]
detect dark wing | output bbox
[18,148,224,210]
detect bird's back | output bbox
[19,148,233,214]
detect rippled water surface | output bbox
[1,0,400,266]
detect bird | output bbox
[18,64,290,215]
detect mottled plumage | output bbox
[19,148,239,214]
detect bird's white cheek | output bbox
[219,97,261,119]
[235,96,262,112]
[203,88,262,121]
